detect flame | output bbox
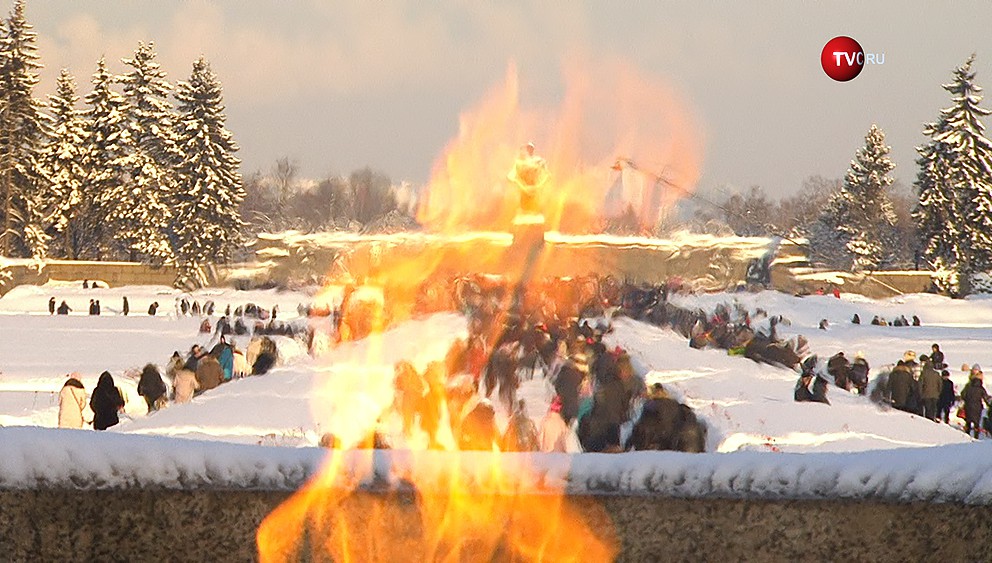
[417,57,703,233]
[256,55,699,562]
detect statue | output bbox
[507,142,549,220]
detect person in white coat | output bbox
[58,376,87,429]
[539,395,570,453]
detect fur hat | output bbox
[903,350,916,362]
[855,351,865,360]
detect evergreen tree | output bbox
[839,124,898,270]
[914,55,992,287]
[172,57,244,284]
[105,43,175,263]
[811,125,897,270]
[42,69,89,259]
[83,57,131,259]
[0,0,50,257]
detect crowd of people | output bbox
[321,274,708,454]
[55,332,280,431]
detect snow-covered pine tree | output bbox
[839,124,898,270]
[811,125,898,270]
[42,69,89,259]
[0,0,50,258]
[914,55,992,291]
[171,57,244,284]
[111,42,175,263]
[83,57,131,259]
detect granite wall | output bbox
[2,489,990,562]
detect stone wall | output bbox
[2,488,990,562]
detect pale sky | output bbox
[22,1,992,198]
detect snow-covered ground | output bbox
[2,283,992,490]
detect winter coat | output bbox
[219,346,234,381]
[794,378,814,402]
[173,369,199,404]
[888,365,914,408]
[962,379,990,422]
[89,372,124,430]
[553,363,584,424]
[57,303,71,315]
[196,356,224,392]
[246,338,263,368]
[938,379,956,409]
[811,377,830,405]
[919,363,942,400]
[538,411,570,453]
[627,397,685,450]
[850,359,870,389]
[58,380,87,429]
[931,350,945,369]
[137,367,167,403]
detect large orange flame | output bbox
[257,56,700,562]
[417,57,703,234]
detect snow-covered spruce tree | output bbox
[171,57,244,285]
[810,125,898,270]
[914,55,992,292]
[83,57,131,259]
[0,0,50,258]
[42,69,89,259]
[106,42,175,263]
[839,124,898,270]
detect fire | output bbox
[417,57,703,234]
[256,55,698,562]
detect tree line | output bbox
[0,1,242,286]
[240,158,415,234]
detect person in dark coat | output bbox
[851,313,860,325]
[962,372,990,438]
[918,356,942,421]
[794,373,814,402]
[122,296,129,316]
[937,370,956,424]
[912,315,921,327]
[827,352,851,390]
[88,299,96,315]
[577,400,622,453]
[930,344,945,370]
[137,363,167,412]
[147,302,159,316]
[889,361,914,411]
[82,279,88,289]
[811,376,830,404]
[57,301,71,315]
[90,371,125,430]
[48,297,55,315]
[94,300,101,315]
[191,301,201,316]
[627,388,687,451]
[554,356,586,425]
[850,353,870,395]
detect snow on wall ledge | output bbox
[3,427,992,503]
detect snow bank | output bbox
[2,426,991,504]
